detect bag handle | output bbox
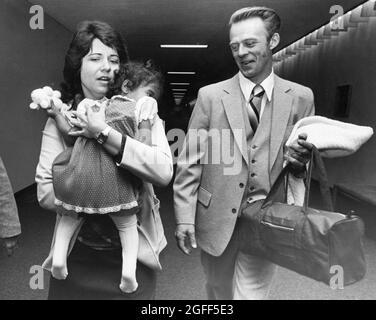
[261,146,334,213]
[304,146,334,213]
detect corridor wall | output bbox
[0,0,72,191]
[275,17,376,185]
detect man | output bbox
[0,156,21,257]
[173,7,314,300]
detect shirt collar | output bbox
[239,69,275,102]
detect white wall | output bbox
[0,0,72,192]
[275,17,376,185]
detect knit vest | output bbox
[239,97,273,215]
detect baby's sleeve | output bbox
[135,96,158,126]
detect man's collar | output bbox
[238,69,275,102]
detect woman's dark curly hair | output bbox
[61,20,128,109]
[108,60,164,100]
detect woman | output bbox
[35,21,173,299]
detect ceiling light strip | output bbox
[167,71,196,75]
[161,45,208,48]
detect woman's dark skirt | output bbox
[48,240,157,300]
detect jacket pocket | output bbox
[197,186,212,207]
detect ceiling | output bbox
[29,0,366,107]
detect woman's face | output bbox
[81,38,120,100]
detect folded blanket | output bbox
[285,116,374,205]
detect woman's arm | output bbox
[116,116,173,186]
[52,113,76,146]
[46,101,76,146]
[69,106,173,187]
[35,117,66,211]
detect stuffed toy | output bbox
[30,86,65,110]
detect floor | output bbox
[1,183,376,300]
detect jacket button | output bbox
[251,173,256,177]
[251,159,256,164]
[252,145,257,149]
[250,186,255,191]
[232,208,237,214]
[239,183,244,188]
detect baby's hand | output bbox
[45,100,61,119]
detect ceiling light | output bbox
[172,89,188,91]
[161,45,208,48]
[167,71,196,75]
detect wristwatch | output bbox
[95,126,112,144]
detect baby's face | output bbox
[126,82,159,101]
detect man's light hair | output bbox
[229,6,281,40]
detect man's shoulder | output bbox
[198,76,237,97]
[277,76,314,101]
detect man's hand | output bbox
[175,224,197,255]
[285,133,314,177]
[2,235,19,257]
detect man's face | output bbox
[229,17,273,83]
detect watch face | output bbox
[97,133,106,144]
[96,127,110,144]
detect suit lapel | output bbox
[221,75,248,165]
[269,76,293,171]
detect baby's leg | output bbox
[52,213,83,280]
[110,211,139,293]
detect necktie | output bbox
[248,84,265,132]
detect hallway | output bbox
[1,184,376,300]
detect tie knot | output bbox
[251,84,264,98]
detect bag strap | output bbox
[303,146,334,213]
[261,164,291,208]
[262,146,334,213]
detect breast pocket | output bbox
[197,186,212,208]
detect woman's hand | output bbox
[68,104,107,139]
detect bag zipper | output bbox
[261,220,294,231]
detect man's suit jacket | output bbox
[173,74,315,257]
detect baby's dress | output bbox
[52,95,157,215]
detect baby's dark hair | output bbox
[109,60,164,99]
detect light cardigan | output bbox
[35,114,173,271]
[285,116,374,205]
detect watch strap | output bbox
[96,126,111,144]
